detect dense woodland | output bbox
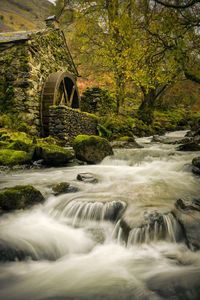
[50,0,200,136]
[1,0,200,139]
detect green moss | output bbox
[37,137,61,146]
[0,149,31,166]
[0,185,44,211]
[0,129,33,145]
[73,135,105,144]
[8,140,33,152]
[0,133,12,142]
[82,111,99,120]
[98,115,135,140]
[118,136,135,142]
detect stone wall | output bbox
[49,106,98,143]
[0,29,77,135]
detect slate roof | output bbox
[0,30,45,44]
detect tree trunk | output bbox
[115,71,125,114]
[138,88,157,124]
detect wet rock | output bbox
[122,211,183,246]
[0,239,37,262]
[111,140,143,149]
[192,157,200,175]
[73,135,113,164]
[151,136,192,144]
[77,173,98,184]
[63,199,125,224]
[163,137,192,144]
[192,157,200,169]
[0,185,44,212]
[174,198,200,250]
[148,269,200,300]
[151,135,165,143]
[194,135,200,143]
[185,130,195,137]
[191,166,200,176]
[176,142,200,151]
[52,182,79,195]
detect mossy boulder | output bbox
[34,144,74,166]
[73,135,113,164]
[0,149,31,166]
[0,185,44,211]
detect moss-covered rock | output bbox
[0,149,31,166]
[34,144,74,166]
[52,182,79,195]
[73,135,113,164]
[0,185,44,211]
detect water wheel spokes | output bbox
[62,80,69,105]
[69,85,76,106]
[41,71,80,137]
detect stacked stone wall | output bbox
[0,29,77,135]
[49,106,98,143]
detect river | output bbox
[0,131,200,300]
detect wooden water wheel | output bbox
[41,71,80,136]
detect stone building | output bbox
[0,22,97,141]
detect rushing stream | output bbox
[0,130,200,300]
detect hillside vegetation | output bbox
[0,0,52,32]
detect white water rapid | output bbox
[0,130,200,300]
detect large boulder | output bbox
[173,198,200,250]
[34,144,74,166]
[0,185,44,211]
[73,135,113,164]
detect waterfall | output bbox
[127,213,181,246]
[58,200,125,226]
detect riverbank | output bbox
[0,130,200,299]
